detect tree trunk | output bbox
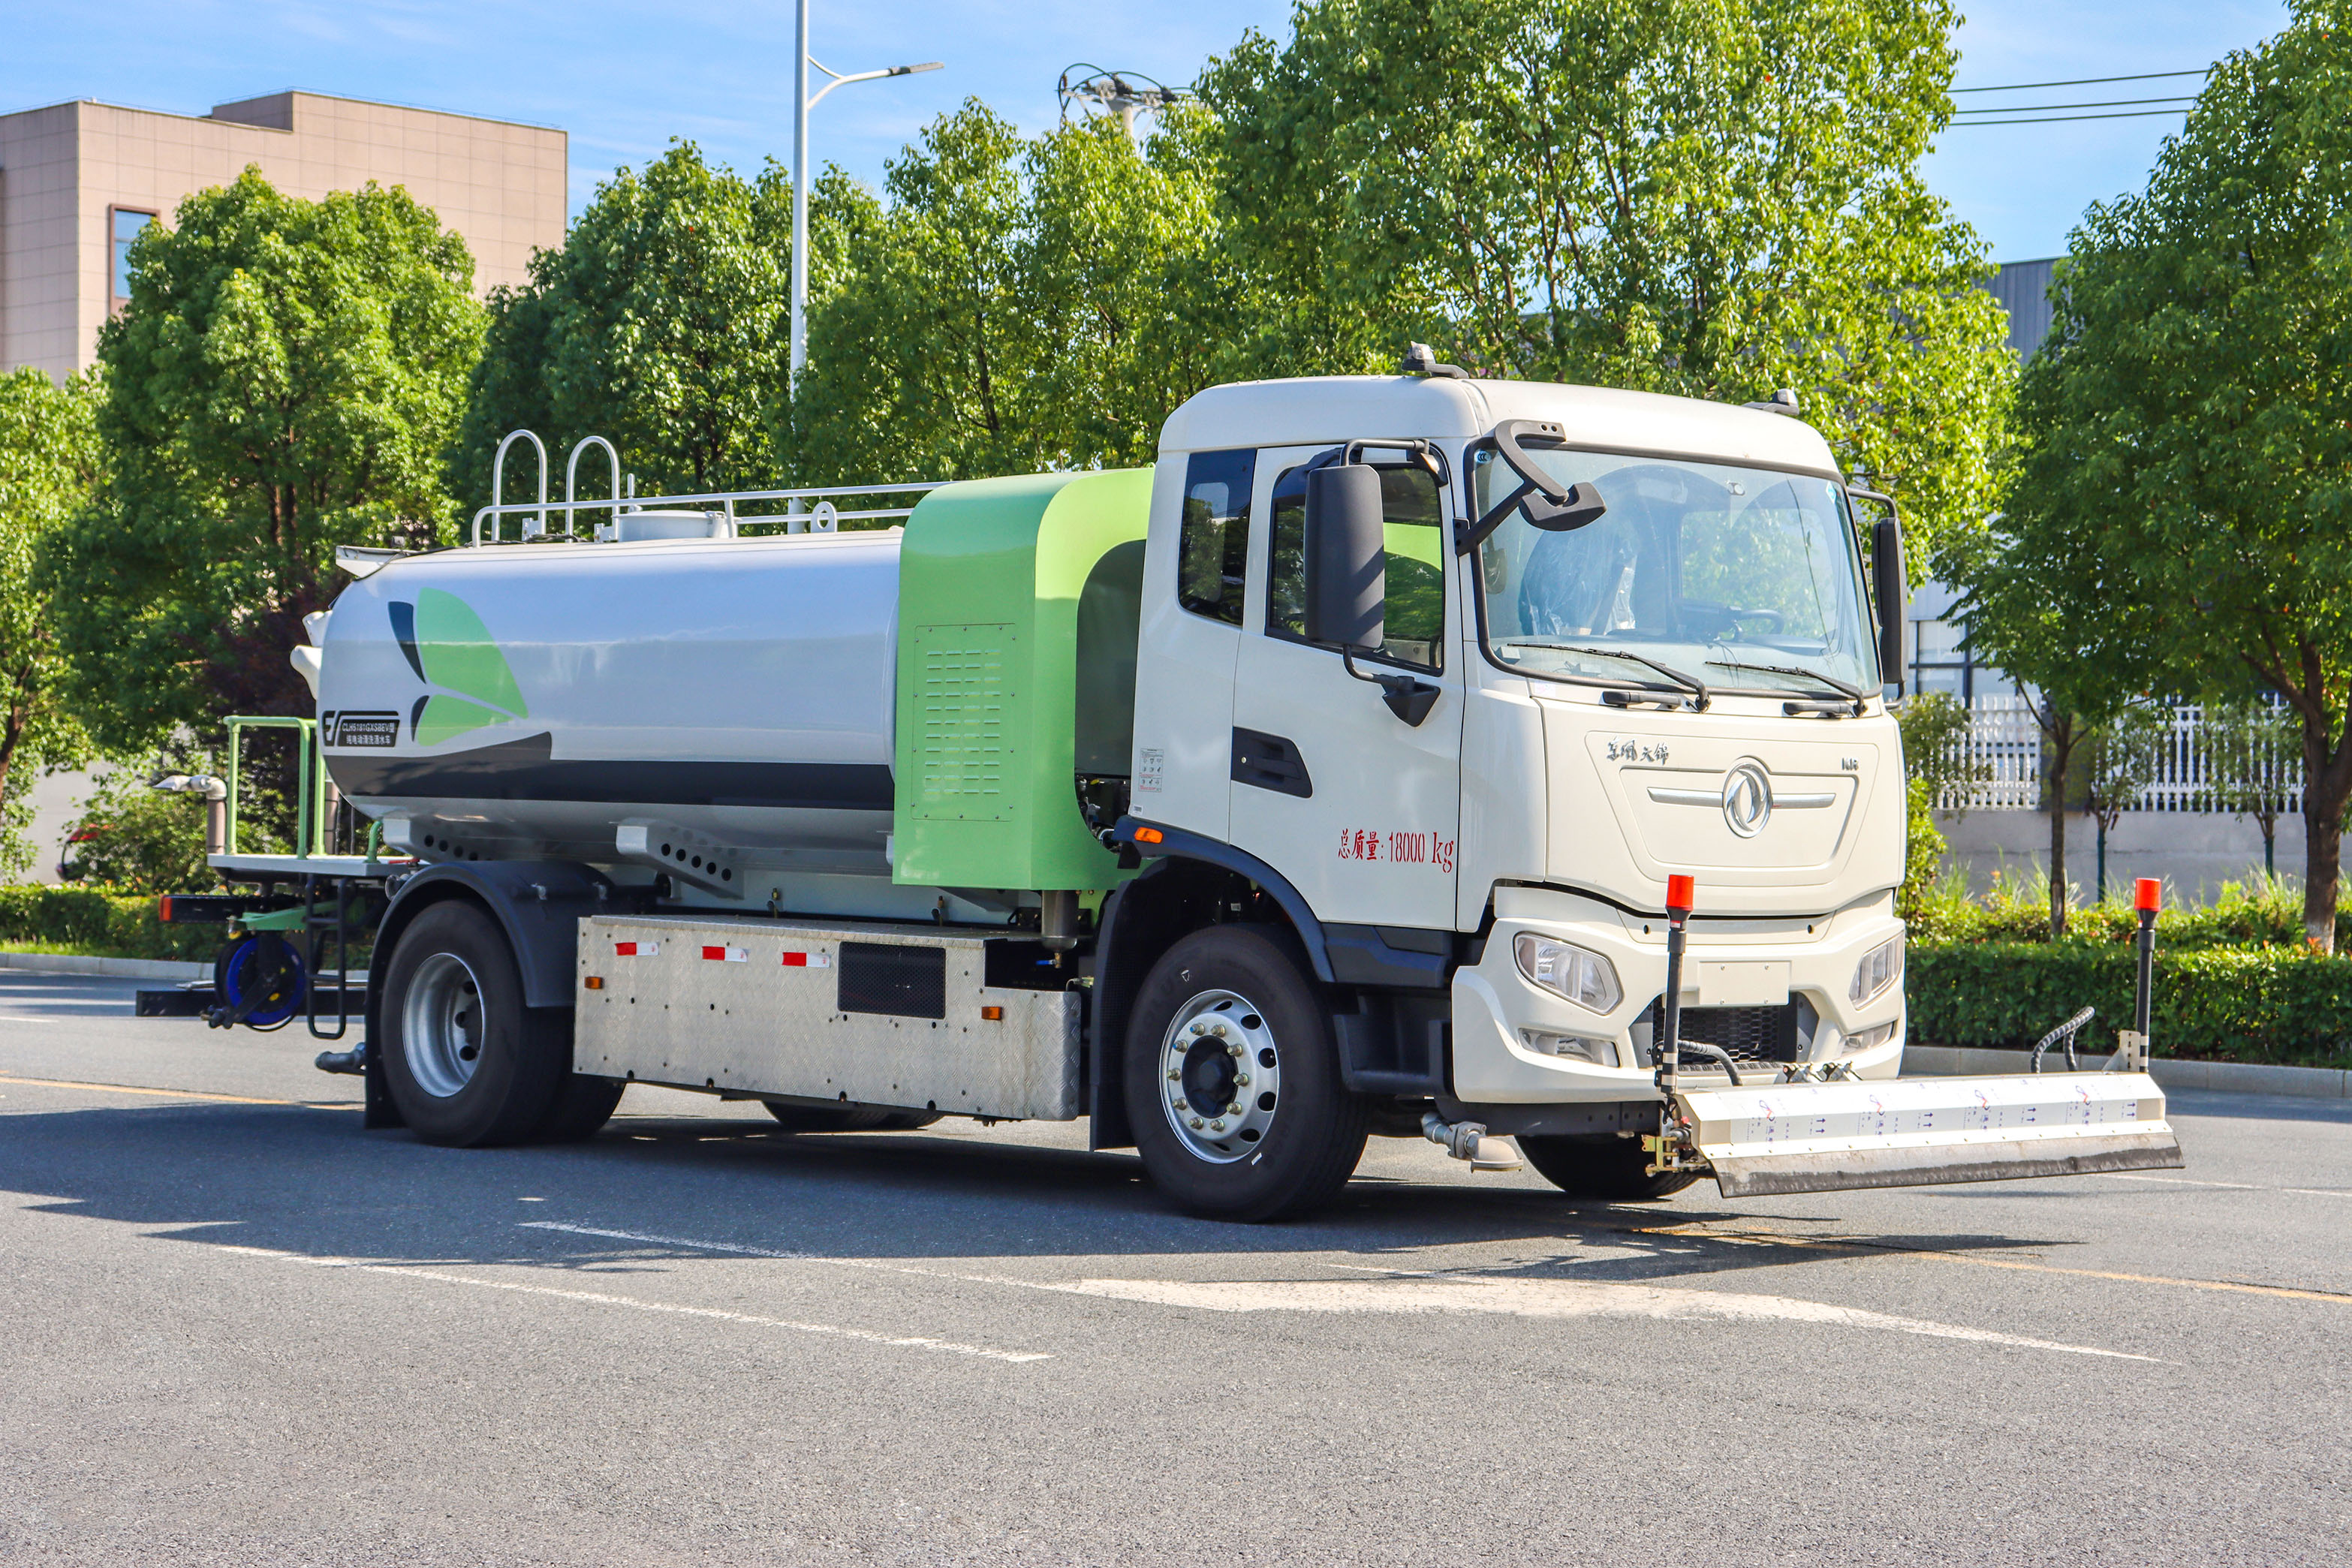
[2049,791,2067,937]
[2304,799,2341,951]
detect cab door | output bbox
[1227,445,1464,933]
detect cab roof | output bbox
[1157,375,1843,480]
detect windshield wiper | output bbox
[1703,655,1866,716]
[1499,641,1710,710]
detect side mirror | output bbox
[1872,513,1905,694]
[1304,463,1387,651]
[1522,482,1607,532]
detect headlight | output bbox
[1850,934,1905,1006]
[1514,934,1622,1013]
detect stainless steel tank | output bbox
[315,529,902,875]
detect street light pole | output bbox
[788,0,940,377]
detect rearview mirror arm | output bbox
[1341,651,1441,727]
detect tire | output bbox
[535,1073,625,1142]
[1122,925,1367,1221]
[379,901,568,1146]
[1519,1134,1701,1200]
[761,1102,941,1133]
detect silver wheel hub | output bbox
[1158,989,1280,1164]
[403,951,486,1099]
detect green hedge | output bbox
[1909,942,2352,1067]
[0,886,219,962]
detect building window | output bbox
[110,208,156,310]
[1910,614,1977,700]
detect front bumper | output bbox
[1452,885,1905,1104]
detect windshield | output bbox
[1471,445,1875,697]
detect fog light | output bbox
[1844,1020,1897,1052]
[1850,934,1905,1005]
[1521,1029,1619,1067]
[1514,934,1623,1013]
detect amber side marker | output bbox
[1134,826,1163,844]
[584,976,605,991]
[980,1005,1004,1021]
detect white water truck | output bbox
[167,362,2182,1218]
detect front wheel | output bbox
[1519,1134,1700,1200]
[1123,925,1366,1221]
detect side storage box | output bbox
[574,914,1082,1120]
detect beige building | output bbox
[0,89,566,380]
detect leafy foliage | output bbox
[1905,869,2343,949]
[57,766,221,895]
[455,144,791,508]
[1898,776,1945,922]
[0,368,102,875]
[793,106,1224,485]
[0,883,218,962]
[43,171,483,752]
[1991,2,2352,948]
[1896,691,1986,808]
[1908,941,2352,1066]
[1198,0,2013,576]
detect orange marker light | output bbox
[1666,874,1696,913]
[583,976,604,991]
[1134,826,1163,845]
[980,1005,1004,1021]
[2135,878,2162,913]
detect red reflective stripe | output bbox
[614,941,638,956]
[701,946,726,961]
[781,952,807,967]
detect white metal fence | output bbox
[1922,694,2304,815]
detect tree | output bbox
[43,170,483,752]
[2086,704,2171,901]
[2204,696,2299,877]
[1198,0,2014,577]
[456,143,791,509]
[1998,2,2352,948]
[0,369,101,875]
[793,105,1225,486]
[1896,690,1988,812]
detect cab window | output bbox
[1266,459,1445,670]
[1176,448,1256,626]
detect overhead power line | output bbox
[1950,109,2198,125]
[1952,95,2198,113]
[1950,68,2210,93]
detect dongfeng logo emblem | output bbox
[1721,760,1773,838]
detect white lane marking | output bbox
[521,1222,2148,1361]
[214,1244,1048,1364]
[1054,1274,2154,1359]
[2093,1172,2350,1199]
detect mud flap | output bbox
[1674,1073,2184,1199]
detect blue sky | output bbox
[0,0,2293,263]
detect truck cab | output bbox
[1098,374,1907,1199]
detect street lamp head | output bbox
[891,62,945,77]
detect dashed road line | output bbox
[521,1220,2151,1359]
[0,1073,352,1108]
[2092,1172,2350,1199]
[1633,1223,2352,1305]
[215,1243,1050,1364]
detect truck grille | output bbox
[1650,999,1802,1066]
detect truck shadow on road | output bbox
[0,1100,2107,1290]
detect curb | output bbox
[1905,1043,2350,1100]
[0,952,212,981]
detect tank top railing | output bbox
[468,480,947,546]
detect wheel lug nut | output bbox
[1227,1043,1243,1057]
[1167,1068,1182,1081]
[1236,1073,1251,1086]
[1226,1102,1242,1115]
[1189,1117,1204,1129]
[1210,1120,1226,1131]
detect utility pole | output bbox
[789,1,940,377]
[1056,65,1185,143]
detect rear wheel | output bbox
[1123,925,1366,1221]
[1519,1134,1700,1200]
[379,901,568,1146]
[762,1102,941,1132]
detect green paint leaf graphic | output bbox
[415,586,529,719]
[414,694,510,748]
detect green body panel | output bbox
[893,468,1153,892]
[414,585,529,720]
